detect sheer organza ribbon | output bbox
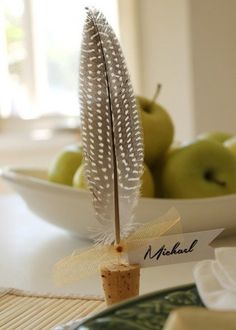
[53,208,182,284]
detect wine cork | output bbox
[100,263,140,306]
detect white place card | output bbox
[127,228,224,268]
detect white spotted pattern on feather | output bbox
[79,8,144,245]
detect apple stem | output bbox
[149,84,162,108]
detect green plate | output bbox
[76,284,204,329]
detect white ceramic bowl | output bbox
[2,166,236,239]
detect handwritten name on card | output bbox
[127,228,223,268]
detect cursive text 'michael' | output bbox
[144,240,198,261]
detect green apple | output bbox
[224,136,236,156]
[141,164,155,198]
[136,85,174,167]
[73,163,88,189]
[48,144,83,186]
[160,140,236,199]
[197,131,233,144]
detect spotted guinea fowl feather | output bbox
[79,8,144,245]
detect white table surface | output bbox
[1,193,236,298]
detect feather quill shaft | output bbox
[102,44,120,245]
[79,8,143,245]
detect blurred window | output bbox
[0,0,119,119]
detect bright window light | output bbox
[0,0,119,119]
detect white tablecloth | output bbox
[0,194,236,297]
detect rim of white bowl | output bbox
[1,166,89,197]
[1,166,236,204]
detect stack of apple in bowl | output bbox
[48,91,236,201]
[3,87,236,238]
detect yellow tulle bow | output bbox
[53,208,181,285]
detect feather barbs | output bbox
[79,8,144,245]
